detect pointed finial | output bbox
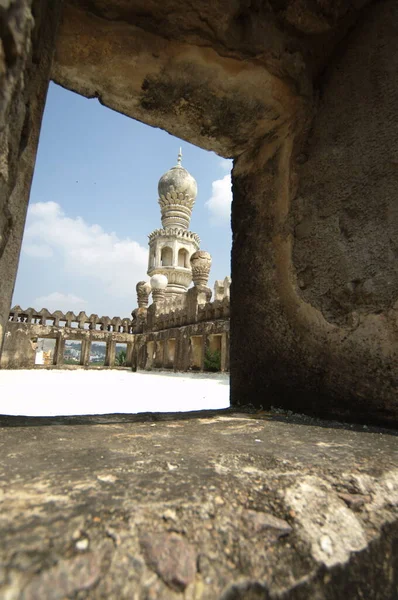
[177,147,182,166]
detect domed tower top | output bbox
[158,148,198,229]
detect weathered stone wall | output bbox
[293,1,398,326]
[231,1,398,425]
[52,1,306,159]
[1,321,135,369]
[0,0,63,354]
[134,320,230,373]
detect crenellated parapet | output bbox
[8,306,134,333]
[149,296,230,332]
[2,297,229,373]
[2,306,135,370]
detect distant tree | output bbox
[115,349,127,366]
[204,347,221,372]
[63,358,79,365]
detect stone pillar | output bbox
[200,336,206,372]
[55,335,65,367]
[126,342,134,368]
[231,2,398,425]
[186,286,212,323]
[0,0,63,354]
[105,339,115,367]
[172,240,178,267]
[220,332,228,373]
[225,330,230,372]
[155,247,161,267]
[175,328,189,372]
[81,339,90,367]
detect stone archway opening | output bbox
[1,1,397,425]
[0,80,232,416]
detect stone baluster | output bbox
[136,281,152,308]
[100,316,111,332]
[112,317,122,333]
[10,305,22,322]
[52,310,65,327]
[65,311,76,328]
[24,308,35,324]
[77,311,88,329]
[38,308,52,326]
[89,314,99,331]
[122,318,131,334]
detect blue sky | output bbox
[13,82,232,318]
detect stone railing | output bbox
[160,293,187,315]
[1,307,134,370]
[151,296,230,332]
[157,277,231,318]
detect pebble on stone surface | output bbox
[21,552,102,599]
[338,492,370,511]
[97,473,117,483]
[75,538,89,551]
[320,535,333,556]
[242,510,292,538]
[162,509,178,522]
[140,532,197,591]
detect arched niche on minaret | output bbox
[178,248,189,268]
[161,246,173,267]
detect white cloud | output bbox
[205,174,232,226]
[35,292,87,312]
[22,201,148,299]
[23,243,54,258]
[219,158,233,172]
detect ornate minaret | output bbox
[147,149,200,295]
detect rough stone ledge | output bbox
[0,408,397,599]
